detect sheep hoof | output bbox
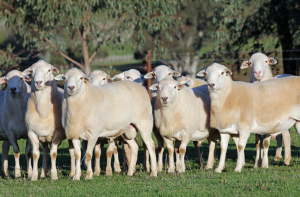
[72,175,80,181]
[106,168,112,176]
[70,172,75,178]
[284,157,292,166]
[274,156,282,161]
[15,171,21,178]
[31,176,38,181]
[215,168,223,173]
[150,172,157,177]
[234,168,242,172]
[94,169,101,176]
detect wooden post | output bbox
[147,51,152,97]
[231,64,234,81]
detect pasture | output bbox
[1,128,300,196]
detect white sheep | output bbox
[177,76,207,88]
[144,65,181,171]
[0,70,32,178]
[241,52,292,167]
[113,69,144,85]
[55,68,157,180]
[150,77,220,172]
[22,60,75,181]
[197,63,300,173]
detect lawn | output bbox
[1,127,300,196]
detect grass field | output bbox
[1,127,300,196]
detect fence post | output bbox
[231,64,234,81]
[147,51,152,98]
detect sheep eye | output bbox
[103,78,105,80]
[127,77,130,79]
[174,86,176,89]
[168,73,171,75]
[221,72,224,75]
[48,70,51,72]
[80,77,83,80]
[265,61,268,63]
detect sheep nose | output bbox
[10,88,16,93]
[208,83,215,88]
[68,86,75,91]
[35,81,42,86]
[161,97,168,102]
[254,71,261,75]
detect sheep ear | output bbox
[197,69,206,77]
[54,74,65,81]
[24,75,32,82]
[268,57,277,65]
[51,65,59,74]
[178,84,185,90]
[185,80,192,87]
[106,75,113,83]
[144,71,155,79]
[112,73,125,81]
[149,84,158,91]
[22,67,33,76]
[241,61,250,69]
[225,68,232,76]
[171,71,181,77]
[0,77,7,84]
[84,76,91,83]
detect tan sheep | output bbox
[55,68,157,180]
[23,60,75,181]
[197,63,300,173]
[144,65,181,172]
[112,69,144,85]
[150,77,220,172]
[177,76,207,88]
[0,70,32,178]
[241,52,292,167]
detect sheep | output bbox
[241,52,292,167]
[177,76,207,88]
[149,77,220,173]
[22,60,75,181]
[82,70,122,175]
[197,63,300,173]
[0,70,32,178]
[113,69,144,85]
[144,65,181,172]
[55,68,157,180]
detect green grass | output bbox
[1,127,300,196]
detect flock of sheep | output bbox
[0,52,297,181]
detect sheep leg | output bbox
[215,133,230,173]
[164,137,175,173]
[254,134,262,169]
[206,136,217,170]
[142,142,150,172]
[25,139,32,178]
[40,142,49,178]
[124,138,138,176]
[72,139,81,180]
[193,141,203,168]
[282,130,292,165]
[274,134,283,161]
[85,136,99,180]
[81,140,87,170]
[2,140,10,176]
[68,140,76,177]
[231,134,245,167]
[174,140,181,171]
[94,139,101,176]
[234,132,250,172]
[7,132,21,178]
[261,135,271,168]
[153,127,164,172]
[113,141,122,173]
[28,130,40,181]
[49,142,59,180]
[178,136,191,173]
[106,140,114,176]
[122,142,131,172]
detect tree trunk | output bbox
[81,26,92,75]
[274,0,297,75]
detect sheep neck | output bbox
[31,79,59,118]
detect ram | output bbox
[55,68,157,180]
[198,63,300,173]
[23,60,75,181]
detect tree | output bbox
[211,0,300,75]
[0,0,181,74]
